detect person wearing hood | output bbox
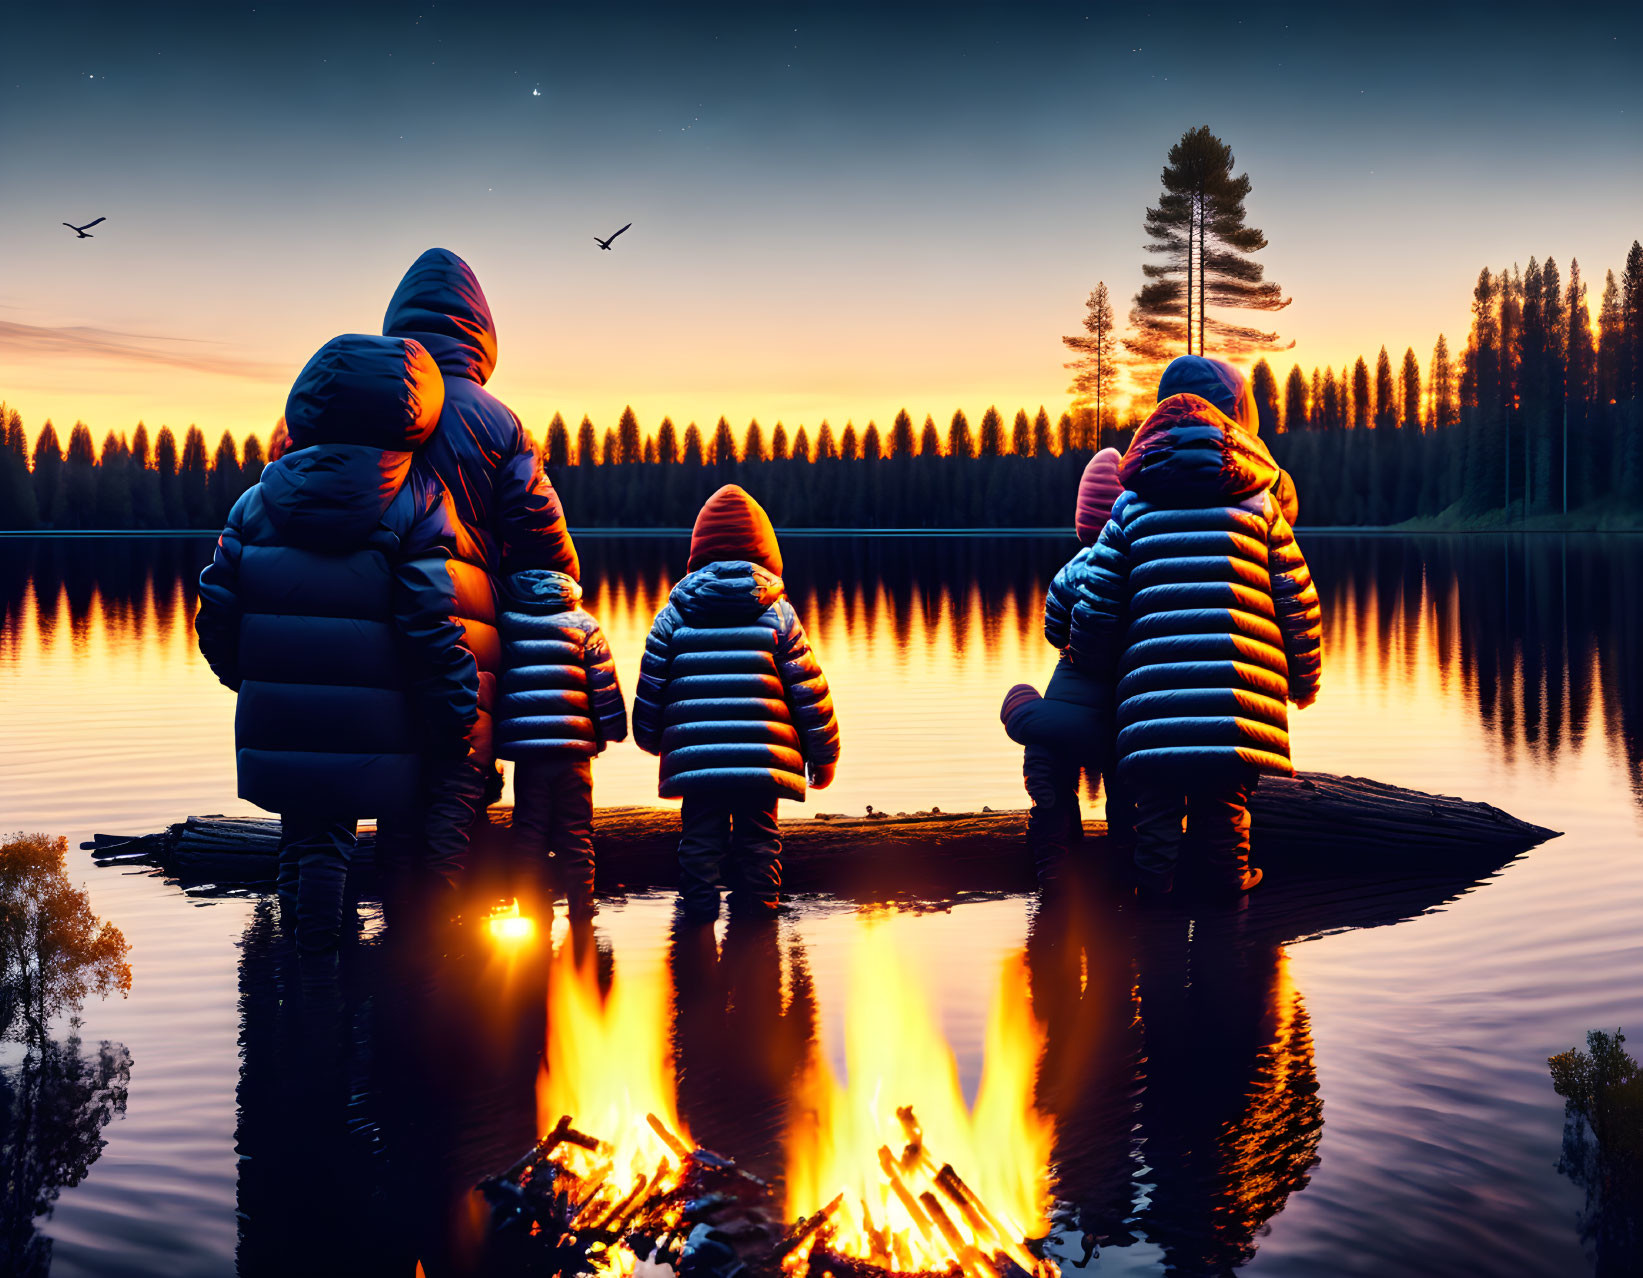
[494,568,627,918]
[195,334,480,950]
[380,247,580,885]
[633,486,841,921]
[1000,446,1131,886]
[1072,357,1323,899]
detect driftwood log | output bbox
[85,772,1558,901]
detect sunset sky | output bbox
[2,1,1639,449]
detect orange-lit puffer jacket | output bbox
[1071,394,1323,781]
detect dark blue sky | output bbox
[3,1,1639,440]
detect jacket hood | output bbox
[688,484,782,576]
[671,561,785,624]
[284,334,445,452]
[259,444,413,547]
[1157,355,1258,433]
[1075,447,1124,545]
[382,248,498,384]
[501,568,583,612]
[1120,394,1280,505]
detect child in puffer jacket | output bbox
[1000,447,1131,887]
[634,485,841,921]
[495,569,627,918]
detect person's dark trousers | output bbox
[1131,771,1257,894]
[677,795,781,920]
[278,813,358,951]
[420,754,490,890]
[513,756,595,912]
[1024,745,1085,886]
[1101,755,1135,855]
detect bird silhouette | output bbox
[63,217,106,239]
[594,222,632,251]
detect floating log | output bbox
[84,772,1558,902]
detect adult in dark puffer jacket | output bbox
[195,334,479,949]
[496,569,627,914]
[381,247,580,881]
[634,486,841,920]
[1073,388,1323,898]
[1001,447,1131,885]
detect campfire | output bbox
[781,925,1056,1278]
[482,921,1057,1278]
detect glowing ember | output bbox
[784,925,1055,1278]
[488,898,538,942]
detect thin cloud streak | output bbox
[0,321,285,383]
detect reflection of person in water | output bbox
[669,915,817,1176]
[1027,882,1322,1273]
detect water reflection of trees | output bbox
[0,833,134,1276]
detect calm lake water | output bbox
[2,532,1640,1276]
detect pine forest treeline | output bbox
[2,243,1640,531]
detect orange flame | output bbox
[785,922,1055,1277]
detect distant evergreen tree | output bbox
[155,427,180,526]
[576,416,598,466]
[889,410,914,459]
[919,415,941,457]
[1431,335,1457,429]
[682,423,705,466]
[1057,412,1074,455]
[1250,359,1280,433]
[601,428,619,467]
[95,430,134,527]
[1128,125,1289,362]
[1320,370,1339,431]
[814,421,837,461]
[790,425,811,463]
[545,413,572,466]
[62,422,98,528]
[839,422,859,461]
[656,417,680,465]
[977,406,1003,457]
[0,407,38,529]
[1011,408,1032,456]
[1032,407,1054,457]
[1567,263,1597,503]
[1596,271,1623,406]
[862,421,882,462]
[209,430,241,522]
[706,417,734,467]
[1351,359,1371,429]
[744,419,768,463]
[1374,348,1396,431]
[617,406,642,464]
[1400,348,1422,431]
[179,426,210,526]
[643,437,658,464]
[770,421,789,460]
[1064,282,1121,426]
[1283,365,1309,432]
[1623,241,1643,400]
[31,421,64,526]
[241,433,267,489]
[130,422,151,471]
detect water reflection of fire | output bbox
[783,926,1056,1278]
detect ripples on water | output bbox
[1,533,1641,1276]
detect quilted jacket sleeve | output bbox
[1268,505,1323,705]
[1043,553,1082,651]
[394,488,481,747]
[632,605,676,756]
[195,493,249,691]
[581,615,629,747]
[496,414,581,579]
[775,603,841,767]
[1068,513,1132,672]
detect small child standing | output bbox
[1000,446,1131,887]
[495,569,627,918]
[634,485,841,921]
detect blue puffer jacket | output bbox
[195,335,479,817]
[1071,394,1323,782]
[383,248,580,765]
[496,570,627,759]
[633,562,840,801]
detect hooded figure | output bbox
[381,248,580,877]
[634,486,840,920]
[195,334,479,948]
[1001,447,1131,884]
[1072,391,1322,897]
[495,569,628,914]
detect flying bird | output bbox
[594,222,632,251]
[63,217,106,239]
